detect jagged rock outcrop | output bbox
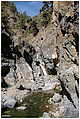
[58,64,79,117]
[16,57,33,82]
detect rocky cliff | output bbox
[1,1,79,118]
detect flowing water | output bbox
[2,91,54,118]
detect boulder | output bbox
[4,67,16,86]
[16,57,34,83]
[51,93,62,103]
[42,112,50,118]
[2,95,16,108]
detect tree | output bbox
[16,12,31,29]
[39,1,53,27]
[40,1,53,13]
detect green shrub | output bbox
[39,2,53,27]
[28,20,39,36]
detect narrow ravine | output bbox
[1,1,79,118]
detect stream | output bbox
[2,91,54,118]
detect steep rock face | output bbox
[52,2,79,117]
[59,65,79,117]
[15,57,34,87]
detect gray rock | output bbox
[16,57,33,82]
[59,65,79,118]
[42,75,61,91]
[2,96,16,108]
[42,112,50,118]
[43,81,54,91]
[13,57,34,90]
[51,93,62,103]
[4,68,16,86]
[64,95,79,118]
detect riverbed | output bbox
[2,91,54,118]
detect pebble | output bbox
[20,99,23,103]
[16,106,27,110]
